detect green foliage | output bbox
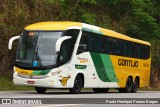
[135,9,160,37]
[102,0,132,20]
[126,9,160,40]
[44,0,56,4]
[0,77,33,91]
[81,13,96,24]
[81,0,97,4]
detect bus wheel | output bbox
[118,77,133,93]
[93,88,109,93]
[131,77,139,93]
[35,87,47,94]
[69,75,83,94]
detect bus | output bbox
[8,21,151,94]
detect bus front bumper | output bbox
[13,73,58,88]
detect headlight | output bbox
[13,67,18,75]
[14,71,18,75]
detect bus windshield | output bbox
[16,31,62,68]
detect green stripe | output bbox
[90,52,118,82]
[100,54,118,82]
[90,52,110,82]
[32,69,51,75]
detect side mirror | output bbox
[55,36,71,52]
[8,36,20,50]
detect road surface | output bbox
[0,89,160,107]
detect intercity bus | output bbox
[8,21,151,94]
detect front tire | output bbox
[93,88,109,93]
[35,87,47,94]
[69,75,83,94]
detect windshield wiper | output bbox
[32,32,40,65]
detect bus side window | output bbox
[147,46,150,59]
[143,46,150,59]
[101,37,106,53]
[123,41,127,56]
[93,34,103,53]
[130,43,134,57]
[114,39,118,55]
[107,38,113,54]
[108,38,118,55]
[106,37,109,54]
[140,45,143,59]
[119,40,124,56]
[77,31,89,54]
[87,35,93,51]
[138,45,141,58]
[126,41,131,57]
[135,43,139,58]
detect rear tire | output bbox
[93,88,109,93]
[118,77,133,93]
[35,87,47,94]
[69,75,83,94]
[131,77,139,93]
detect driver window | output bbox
[77,31,93,54]
[60,43,69,62]
[59,40,72,65]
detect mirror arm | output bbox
[8,36,20,50]
[55,36,71,52]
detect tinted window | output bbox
[93,34,103,52]
[77,31,91,54]
[63,29,79,44]
[77,31,150,59]
[59,29,80,65]
[106,37,118,55]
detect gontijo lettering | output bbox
[118,59,138,67]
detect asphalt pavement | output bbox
[0,89,160,107]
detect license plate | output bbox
[27,80,35,84]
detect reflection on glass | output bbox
[16,31,62,67]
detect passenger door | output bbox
[77,31,99,87]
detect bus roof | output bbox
[25,22,82,31]
[25,21,150,46]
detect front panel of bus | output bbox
[13,29,80,88]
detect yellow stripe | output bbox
[99,28,150,46]
[25,21,82,31]
[15,67,33,75]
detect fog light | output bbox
[51,81,54,85]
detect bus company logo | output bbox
[118,59,138,67]
[77,57,89,63]
[60,76,70,86]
